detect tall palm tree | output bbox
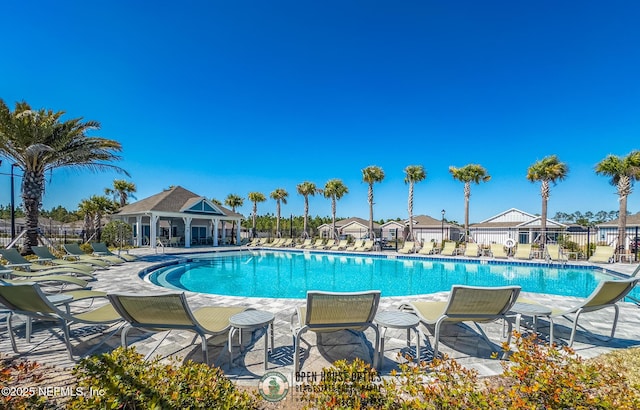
[404,165,426,241]
[89,195,117,242]
[362,165,385,239]
[526,155,569,246]
[595,150,640,252]
[270,188,289,237]
[297,181,319,238]
[77,198,97,242]
[449,164,491,242]
[0,100,127,253]
[323,179,349,239]
[247,192,266,238]
[105,179,137,208]
[225,194,244,244]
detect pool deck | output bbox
[2,246,639,388]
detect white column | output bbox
[183,217,193,248]
[213,218,219,246]
[135,216,142,246]
[220,221,226,244]
[150,214,160,249]
[236,218,242,244]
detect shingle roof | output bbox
[115,186,240,217]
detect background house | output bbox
[469,208,566,245]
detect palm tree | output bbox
[323,179,349,239]
[297,181,319,238]
[449,164,491,242]
[89,195,117,241]
[404,165,426,241]
[105,179,137,208]
[362,165,385,239]
[0,100,127,253]
[77,195,117,242]
[225,194,244,244]
[526,155,569,246]
[270,188,289,237]
[77,198,97,242]
[247,192,266,238]
[595,150,640,252]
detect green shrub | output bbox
[100,221,133,248]
[78,243,93,254]
[68,347,258,410]
[302,333,640,409]
[0,356,53,410]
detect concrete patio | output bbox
[1,246,639,389]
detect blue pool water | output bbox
[146,250,633,299]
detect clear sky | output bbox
[1,1,639,224]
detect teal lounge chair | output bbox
[32,246,107,270]
[0,248,96,280]
[91,242,138,262]
[62,243,124,265]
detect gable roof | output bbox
[115,186,235,217]
[403,215,459,228]
[597,212,640,227]
[318,217,380,230]
[472,208,566,228]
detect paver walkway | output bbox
[1,246,638,387]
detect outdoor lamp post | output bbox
[290,214,293,238]
[441,209,446,244]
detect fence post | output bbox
[586,226,591,259]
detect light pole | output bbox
[290,214,293,238]
[441,209,446,245]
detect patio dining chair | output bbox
[108,292,248,365]
[290,290,381,372]
[400,285,521,357]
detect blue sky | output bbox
[1,1,639,224]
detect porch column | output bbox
[220,221,226,245]
[135,216,142,247]
[213,218,219,246]
[183,217,193,248]
[150,214,160,249]
[236,218,242,244]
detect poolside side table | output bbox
[375,311,422,362]
[228,310,275,370]
[509,302,554,345]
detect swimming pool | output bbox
[145,250,635,299]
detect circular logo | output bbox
[258,371,289,402]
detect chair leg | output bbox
[6,313,18,353]
[370,325,380,370]
[121,325,132,348]
[568,310,583,347]
[610,305,620,338]
[433,318,445,357]
[294,328,307,373]
[61,319,75,360]
[199,333,209,365]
